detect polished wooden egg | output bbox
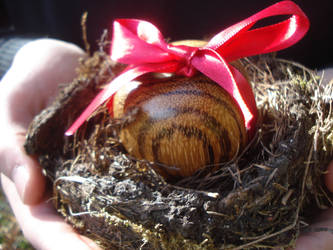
[111,73,248,177]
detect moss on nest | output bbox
[25,50,333,249]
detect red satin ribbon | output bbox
[65,0,309,136]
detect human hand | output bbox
[1,38,331,250]
[0,39,101,250]
[285,160,333,250]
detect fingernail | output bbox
[12,165,29,202]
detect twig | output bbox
[232,145,313,250]
[81,12,91,55]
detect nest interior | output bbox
[24,50,333,249]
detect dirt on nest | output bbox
[24,50,333,249]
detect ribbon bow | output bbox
[65,0,309,136]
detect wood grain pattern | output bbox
[112,73,247,177]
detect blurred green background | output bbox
[0,188,33,250]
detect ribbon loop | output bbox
[207,0,309,61]
[111,19,172,64]
[66,1,309,136]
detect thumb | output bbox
[0,129,46,205]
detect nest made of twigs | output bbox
[24,50,333,249]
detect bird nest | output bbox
[25,50,333,249]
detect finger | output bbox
[325,160,333,192]
[0,131,46,205]
[0,39,86,128]
[293,161,333,250]
[1,174,101,250]
[295,208,333,250]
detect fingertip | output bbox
[79,235,102,250]
[1,174,101,250]
[23,162,46,205]
[324,160,333,193]
[12,157,46,205]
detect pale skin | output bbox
[0,38,332,250]
[0,39,101,250]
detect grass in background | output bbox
[0,188,33,250]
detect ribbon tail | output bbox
[65,62,180,136]
[65,66,145,136]
[192,50,257,135]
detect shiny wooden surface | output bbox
[112,73,247,177]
